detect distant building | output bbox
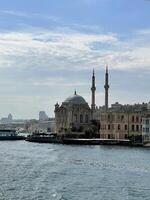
[8,113,13,123]
[39,111,49,121]
[0,113,13,124]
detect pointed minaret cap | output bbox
[74,89,77,95]
[106,64,108,73]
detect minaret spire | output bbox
[91,69,96,118]
[74,89,77,95]
[104,65,109,109]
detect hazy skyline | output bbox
[0,0,150,119]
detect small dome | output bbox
[64,92,87,105]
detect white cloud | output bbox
[0,27,149,73]
[0,10,59,21]
[0,29,118,70]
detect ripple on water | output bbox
[0,142,150,200]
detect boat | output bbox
[26,132,60,143]
[0,129,25,140]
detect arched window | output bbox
[125,124,128,131]
[132,125,135,131]
[85,114,88,123]
[80,114,83,123]
[118,124,121,130]
[136,116,139,123]
[132,116,135,123]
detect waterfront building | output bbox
[142,114,150,142]
[55,91,91,134]
[100,103,146,139]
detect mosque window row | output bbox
[74,114,89,123]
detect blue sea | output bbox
[0,141,150,200]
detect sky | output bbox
[0,0,150,119]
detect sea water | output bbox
[0,141,150,200]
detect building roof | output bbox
[64,93,87,105]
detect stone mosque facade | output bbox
[55,91,92,134]
[54,68,108,134]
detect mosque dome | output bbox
[64,91,87,105]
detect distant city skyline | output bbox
[0,0,150,119]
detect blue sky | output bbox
[0,0,150,119]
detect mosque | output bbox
[54,66,109,134]
[54,66,150,142]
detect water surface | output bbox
[0,141,150,200]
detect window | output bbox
[108,124,111,130]
[132,116,135,123]
[80,114,83,123]
[125,134,128,139]
[132,125,135,131]
[108,134,111,139]
[146,128,149,133]
[136,116,139,123]
[118,124,121,130]
[121,115,124,122]
[125,124,128,131]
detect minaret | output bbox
[91,69,96,116]
[104,65,109,109]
